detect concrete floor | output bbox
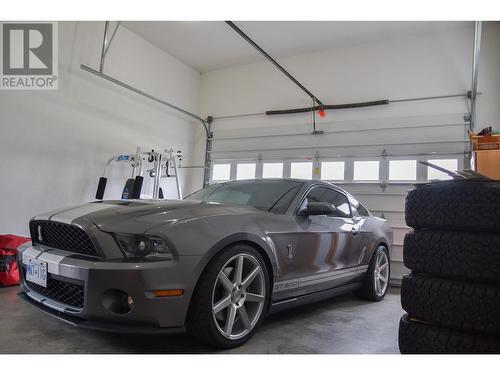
[0,285,403,354]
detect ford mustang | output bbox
[17,179,392,348]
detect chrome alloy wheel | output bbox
[374,249,389,297]
[211,253,266,340]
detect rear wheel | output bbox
[187,244,270,349]
[355,245,390,301]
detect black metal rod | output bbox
[225,21,324,107]
[213,92,480,120]
[266,100,389,116]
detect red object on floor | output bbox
[0,234,31,286]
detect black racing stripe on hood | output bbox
[93,200,152,206]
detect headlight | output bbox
[114,233,173,260]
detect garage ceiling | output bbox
[123,21,471,73]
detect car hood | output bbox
[35,199,262,233]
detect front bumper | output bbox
[17,243,202,330]
[18,292,185,334]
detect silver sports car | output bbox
[18,179,392,348]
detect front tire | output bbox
[355,245,390,301]
[187,244,270,349]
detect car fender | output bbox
[358,233,392,267]
[192,232,279,291]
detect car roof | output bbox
[217,178,347,193]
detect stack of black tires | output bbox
[398,179,500,353]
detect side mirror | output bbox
[302,202,337,216]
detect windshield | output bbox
[184,180,303,213]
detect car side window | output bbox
[299,187,351,218]
[356,204,370,217]
[347,193,370,217]
[270,185,302,214]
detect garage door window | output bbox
[291,162,313,180]
[353,161,379,181]
[212,164,231,181]
[427,159,458,180]
[262,163,283,178]
[321,161,345,181]
[236,163,256,180]
[389,160,417,181]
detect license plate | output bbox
[25,258,48,287]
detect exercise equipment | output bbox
[95,147,182,200]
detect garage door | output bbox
[207,112,468,284]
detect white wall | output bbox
[0,22,201,236]
[197,22,500,281]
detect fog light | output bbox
[102,289,133,314]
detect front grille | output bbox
[30,220,99,257]
[25,274,85,309]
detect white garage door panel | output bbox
[391,261,410,285]
[355,195,405,212]
[212,113,466,135]
[391,244,404,262]
[370,212,408,228]
[212,126,465,153]
[210,113,467,160]
[340,183,412,196]
[211,143,465,160]
[392,228,409,247]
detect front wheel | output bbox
[355,245,390,301]
[187,244,270,349]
